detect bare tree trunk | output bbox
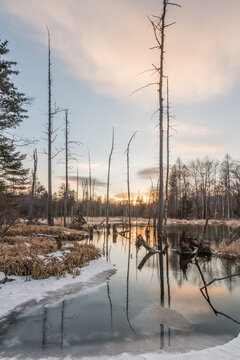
[157,1,167,251]
[64,109,69,227]
[29,149,38,224]
[149,1,173,249]
[47,26,54,226]
[226,157,231,219]
[88,151,92,220]
[76,167,79,201]
[164,76,170,232]
[125,132,137,230]
[106,128,114,231]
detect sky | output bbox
[1,0,240,199]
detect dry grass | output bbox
[4,224,87,241]
[0,225,100,280]
[168,218,240,228]
[217,238,240,257]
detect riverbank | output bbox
[0,224,99,280]
[0,258,116,323]
[0,224,116,321]
[83,216,240,229]
[0,331,239,359]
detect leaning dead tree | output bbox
[149,0,180,249]
[125,131,137,230]
[106,127,114,231]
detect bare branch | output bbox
[165,21,176,28]
[168,2,182,8]
[130,82,158,96]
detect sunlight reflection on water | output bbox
[0,224,240,358]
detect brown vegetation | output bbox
[0,225,100,280]
[4,224,88,240]
[217,238,240,257]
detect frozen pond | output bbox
[1,224,240,358]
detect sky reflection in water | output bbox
[1,224,240,358]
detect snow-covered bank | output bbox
[0,334,239,360]
[79,332,239,359]
[0,258,116,322]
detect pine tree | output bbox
[0,39,29,193]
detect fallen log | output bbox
[136,234,168,254]
[118,230,130,237]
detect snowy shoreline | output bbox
[0,258,116,323]
[0,258,239,359]
[0,334,239,360]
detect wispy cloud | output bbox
[137,167,158,179]
[172,142,227,154]
[58,175,106,187]
[174,122,219,137]
[2,0,240,105]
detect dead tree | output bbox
[64,109,69,227]
[125,131,137,230]
[47,26,53,226]
[29,148,38,224]
[76,166,79,201]
[149,1,180,249]
[46,27,63,225]
[164,76,170,232]
[106,127,114,231]
[88,151,92,219]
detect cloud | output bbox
[174,122,219,137]
[113,192,139,200]
[172,142,227,154]
[2,0,240,105]
[58,175,106,187]
[137,167,158,179]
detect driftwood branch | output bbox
[194,218,209,257]
[195,259,240,325]
[136,234,168,254]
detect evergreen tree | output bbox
[0,39,29,192]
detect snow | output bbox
[0,258,116,323]
[0,334,239,360]
[64,243,74,248]
[46,251,65,258]
[0,272,5,281]
[0,255,239,359]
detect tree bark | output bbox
[106,127,114,231]
[47,27,53,226]
[64,109,69,227]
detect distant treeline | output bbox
[11,154,240,222]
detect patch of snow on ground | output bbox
[64,243,74,248]
[0,272,5,281]
[0,258,115,322]
[46,251,64,258]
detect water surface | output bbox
[1,224,240,358]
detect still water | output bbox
[1,224,240,358]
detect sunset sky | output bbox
[1,0,240,198]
